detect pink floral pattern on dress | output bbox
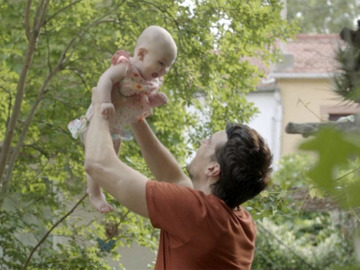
[68,49,168,143]
[112,50,163,96]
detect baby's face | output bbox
[137,44,176,81]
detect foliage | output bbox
[287,0,360,34]
[0,0,295,269]
[300,127,360,209]
[299,127,360,265]
[252,153,360,270]
[264,1,360,268]
[272,153,313,188]
[253,216,360,270]
[244,155,310,220]
[333,45,360,103]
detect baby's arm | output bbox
[97,63,127,118]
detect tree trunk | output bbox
[285,114,360,137]
[0,0,50,191]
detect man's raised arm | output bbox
[130,120,192,188]
[84,89,149,217]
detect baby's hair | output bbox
[135,25,177,53]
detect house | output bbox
[248,33,360,165]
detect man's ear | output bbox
[137,47,147,61]
[205,162,221,177]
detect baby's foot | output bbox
[148,92,168,108]
[89,192,114,214]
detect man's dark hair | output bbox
[212,123,272,208]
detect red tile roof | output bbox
[276,34,344,74]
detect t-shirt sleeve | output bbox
[146,180,207,242]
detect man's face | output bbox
[187,131,227,180]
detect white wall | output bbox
[247,89,283,170]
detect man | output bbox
[85,89,272,269]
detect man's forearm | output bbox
[130,119,192,187]
[84,90,149,217]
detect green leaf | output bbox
[300,127,360,190]
[300,127,360,208]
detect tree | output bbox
[252,154,360,269]
[283,18,360,266]
[0,0,295,268]
[287,0,360,33]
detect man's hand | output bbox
[101,102,115,119]
[92,87,154,122]
[91,87,115,119]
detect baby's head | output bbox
[133,26,177,81]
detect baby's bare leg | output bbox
[87,174,114,213]
[83,129,119,213]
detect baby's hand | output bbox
[101,102,115,119]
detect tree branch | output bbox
[3,63,62,188]
[1,4,125,191]
[46,0,83,23]
[297,98,322,121]
[0,26,39,190]
[39,0,50,29]
[64,67,90,89]
[285,120,360,137]
[23,193,88,270]
[0,0,51,191]
[2,16,124,189]
[33,0,46,31]
[62,17,123,64]
[25,0,32,41]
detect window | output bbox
[320,104,360,121]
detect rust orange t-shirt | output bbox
[146,180,257,270]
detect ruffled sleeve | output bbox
[111,49,131,65]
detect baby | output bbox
[69,26,177,213]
